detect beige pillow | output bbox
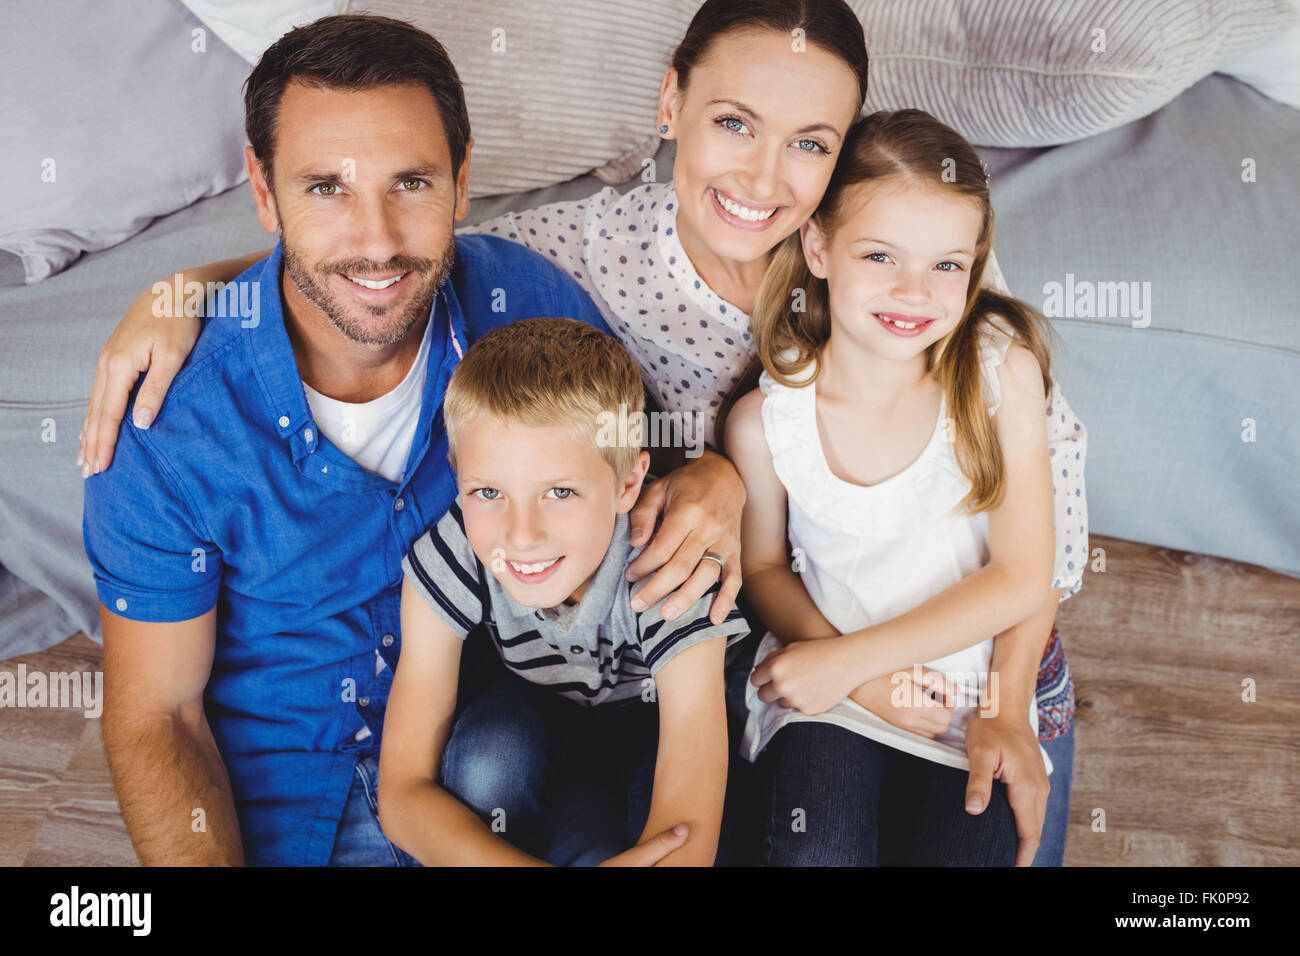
[852,0,1300,146]
[353,0,698,197]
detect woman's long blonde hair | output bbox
[724,109,1056,515]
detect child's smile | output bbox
[804,178,983,362]
[454,418,646,610]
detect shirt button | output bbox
[394,497,405,511]
[358,697,370,707]
[381,633,395,647]
[304,428,314,443]
[570,644,584,655]
[278,415,290,428]
[115,598,128,612]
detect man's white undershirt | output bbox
[301,313,434,485]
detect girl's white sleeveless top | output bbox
[740,315,1053,775]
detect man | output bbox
[83,14,745,866]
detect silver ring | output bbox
[700,551,725,570]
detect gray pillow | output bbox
[352,0,699,198]
[854,0,1299,146]
[0,0,252,284]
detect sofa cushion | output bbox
[855,0,1298,146]
[980,73,1299,575]
[0,0,252,284]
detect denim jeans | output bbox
[1032,723,1074,866]
[328,751,422,866]
[329,637,660,866]
[437,667,661,866]
[760,721,1019,866]
[719,626,1075,867]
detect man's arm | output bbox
[636,637,729,866]
[100,605,244,865]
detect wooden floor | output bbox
[2,533,1297,866]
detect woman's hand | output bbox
[624,450,744,625]
[78,277,202,476]
[849,667,958,738]
[750,637,862,716]
[964,711,1050,867]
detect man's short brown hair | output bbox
[243,14,471,183]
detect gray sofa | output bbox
[1,14,1297,660]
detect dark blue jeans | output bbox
[719,626,1074,867]
[760,721,1018,866]
[331,635,661,866]
[437,666,661,865]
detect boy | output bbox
[378,317,751,865]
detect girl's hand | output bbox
[964,712,1050,867]
[849,667,958,738]
[751,638,859,716]
[79,279,202,476]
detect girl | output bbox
[75,1,1081,862]
[723,108,1080,866]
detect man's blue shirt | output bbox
[83,235,611,865]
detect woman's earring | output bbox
[658,124,669,135]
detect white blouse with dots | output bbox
[458,180,1088,598]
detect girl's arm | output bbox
[835,343,1056,683]
[79,249,270,475]
[723,388,837,643]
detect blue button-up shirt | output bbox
[83,236,610,865]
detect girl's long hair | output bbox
[722,109,1056,515]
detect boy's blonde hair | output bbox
[443,317,645,485]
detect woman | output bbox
[77,0,1080,866]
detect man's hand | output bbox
[624,450,744,625]
[964,711,1050,867]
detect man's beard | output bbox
[281,233,456,346]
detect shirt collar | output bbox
[245,241,467,479]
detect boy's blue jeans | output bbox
[330,634,659,866]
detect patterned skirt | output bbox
[1036,625,1075,741]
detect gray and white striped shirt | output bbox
[402,499,750,707]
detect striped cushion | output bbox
[852,0,1298,145]
[353,0,697,197]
